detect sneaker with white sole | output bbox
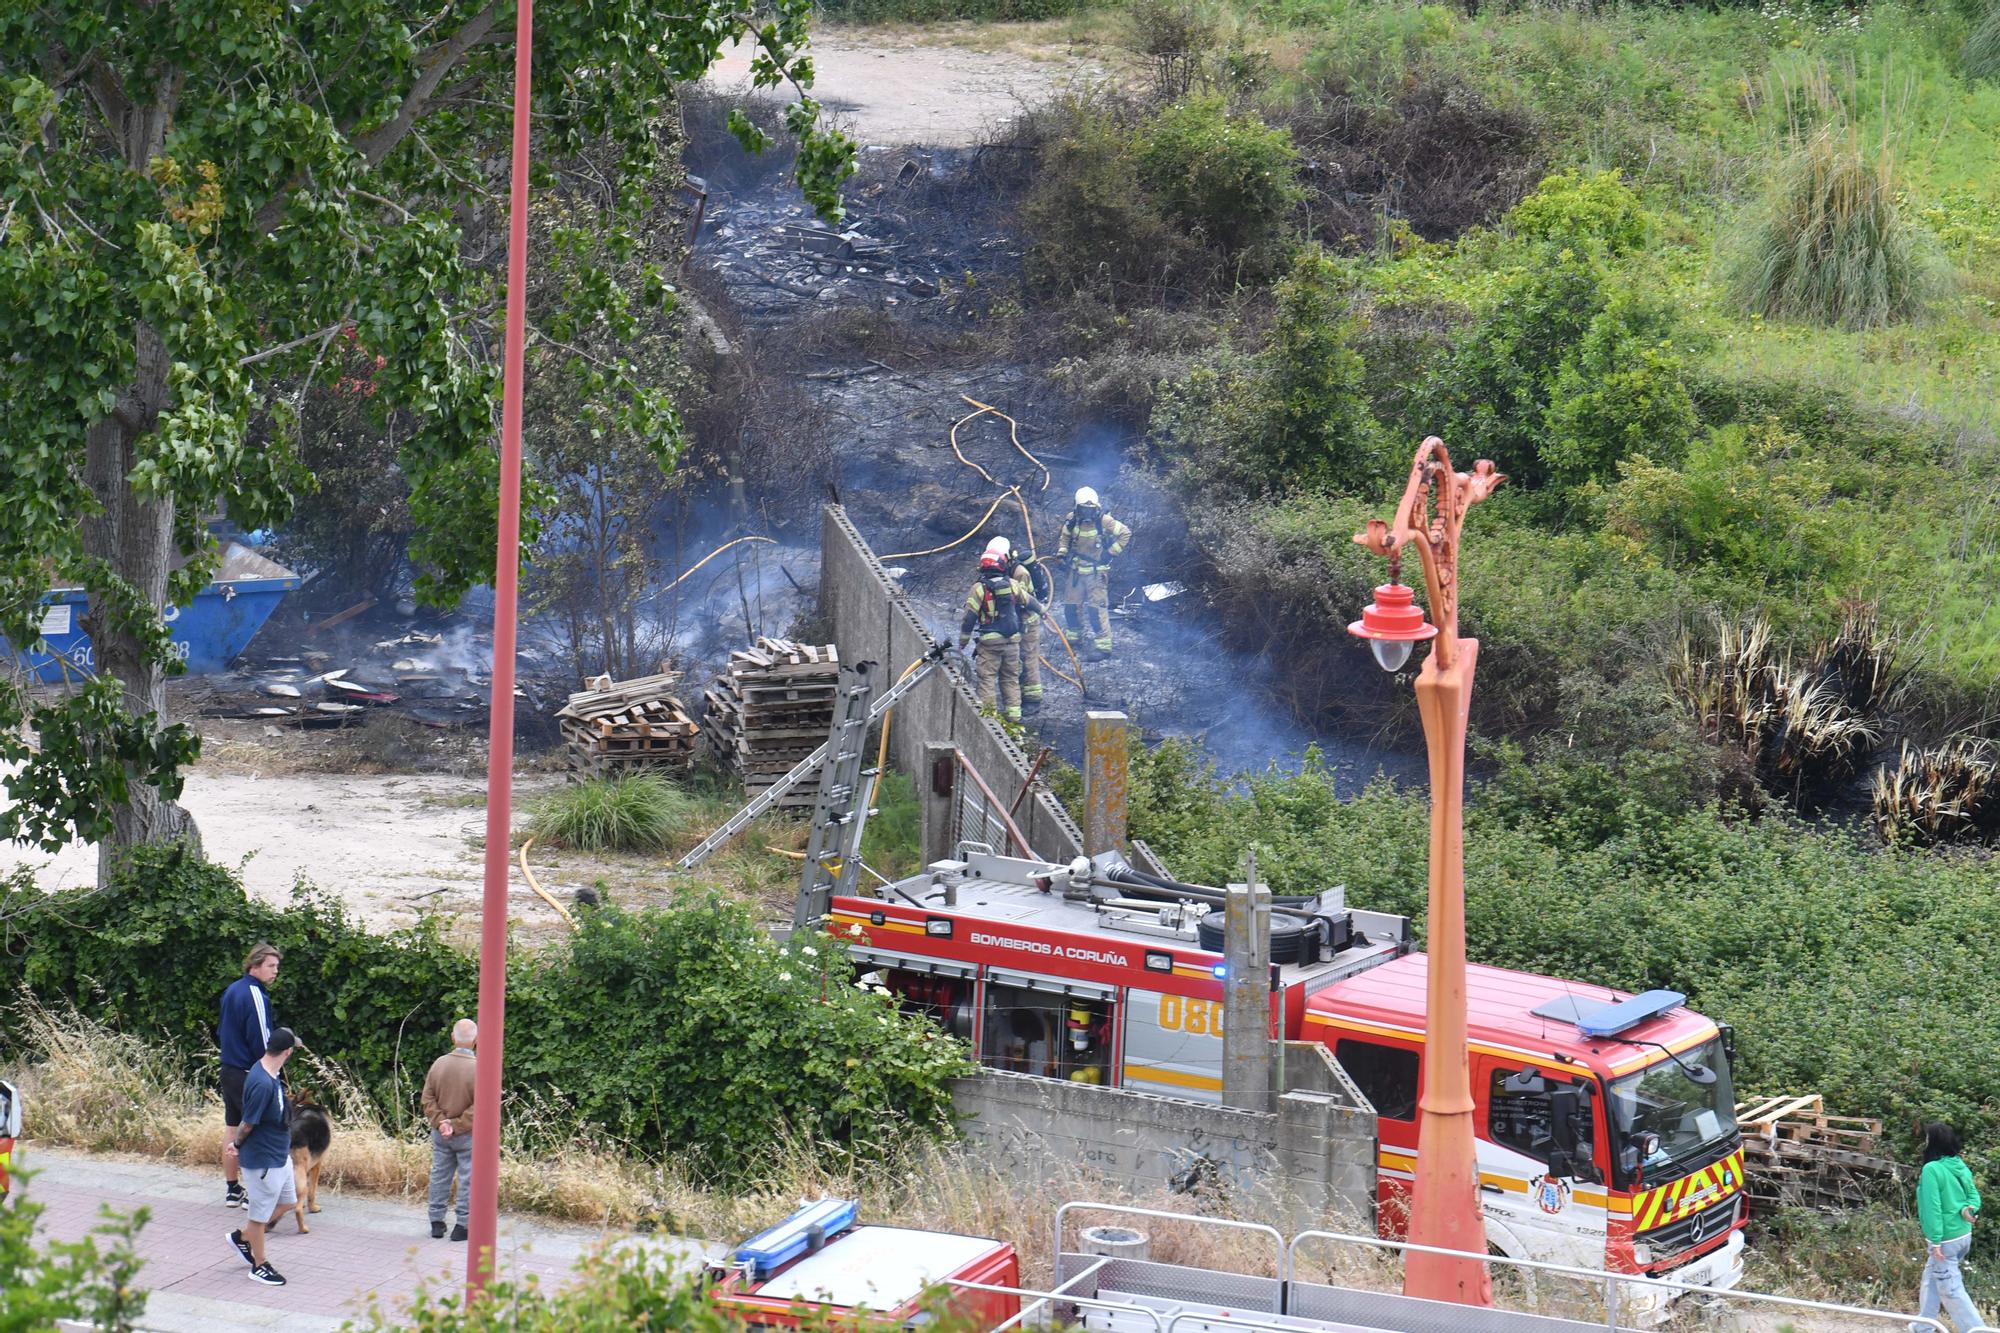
[225,1183,248,1209]
[228,1229,255,1266]
[247,1262,286,1287]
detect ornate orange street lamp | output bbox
[1348,435,1505,1306]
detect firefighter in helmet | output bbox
[957,544,1043,722]
[989,535,1054,717]
[1055,486,1131,658]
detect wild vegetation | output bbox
[969,0,2000,849]
[531,775,698,854]
[0,847,970,1179]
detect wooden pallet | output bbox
[556,672,698,775]
[702,637,839,794]
[1734,1094,1901,1215]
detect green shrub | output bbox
[1540,285,1699,488]
[1505,169,1650,256]
[0,848,971,1176]
[505,895,971,1176]
[1598,420,1851,593]
[1149,348,1273,494]
[531,774,693,853]
[861,767,924,879]
[1265,246,1388,489]
[0,1188,148,1332]
[1020,95,1186,298]
[1135,95,1302,282]
[1426,246,1607,484]
[1729,126,1949,331]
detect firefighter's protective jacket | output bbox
[1056,508,1132,571]
[960,571,1041,641]
[1010,553,1053,619]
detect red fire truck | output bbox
[836,846,1747,1317]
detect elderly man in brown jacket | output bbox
[419,1018,477,1241]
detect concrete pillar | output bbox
[1222,870,1273,1113]
[1083,711,1130,856]
[922,742,957,867]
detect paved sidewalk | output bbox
[24,1145,706,1332]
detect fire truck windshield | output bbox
[1607,1037,1737,1181]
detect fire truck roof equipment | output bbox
[733,1198,859,1279]
[754,1226,1006,1309]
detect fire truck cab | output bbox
[838,846,1747,1317]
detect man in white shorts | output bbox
[225,1027,298,1286]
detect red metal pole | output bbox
[466,0,534,1296]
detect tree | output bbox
[0,0,854,881]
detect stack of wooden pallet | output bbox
[556,671,699,777]
[703,639,840,808]
[1734,1093,1901,1215]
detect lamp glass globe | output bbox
[1371,638,1414,673]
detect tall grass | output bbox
[531,775,693,853]
[1730,123,1948,331]
[1967,2,2000,82]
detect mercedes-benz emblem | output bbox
[1688,1209,1707,1243]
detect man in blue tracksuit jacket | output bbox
[218,943,281,1209]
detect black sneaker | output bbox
[225,1183,248,1209]
[450,1223,468,1242]
[228,1229,255,1266]
[247,1262,286,1287]
[431,1220,446,1239]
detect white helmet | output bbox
[985,535,1013,559]
[1075,486,1100,507]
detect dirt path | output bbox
[706,26,1112,146]
[0,767,689,933]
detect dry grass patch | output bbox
[3,996,1289,1278]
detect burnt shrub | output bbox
[1278,69,1543,250]
[1018,92,1303,300]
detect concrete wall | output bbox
[951,1044,1378,1232]
[821,504,1085,862]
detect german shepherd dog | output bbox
[286,1090,333,1233]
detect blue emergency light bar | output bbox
[1574,989,1686,1038]
[732,1198,858,1279]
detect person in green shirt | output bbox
[1912,1123,1984,1333]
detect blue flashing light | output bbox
[1575,989,1686,1039]
[1211,964,1228,979]
[731,1198,858,1279]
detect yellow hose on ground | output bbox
[516,837,578,931]
[948,406,1009,488]
[878,491,1012,562]
[959,393,1050,492]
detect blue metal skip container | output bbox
[10,542,301,683]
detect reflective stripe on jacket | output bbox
[1056,510,1131,563]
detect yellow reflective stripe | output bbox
[1125,1064,1224,1092]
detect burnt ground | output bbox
[678,125,1421,788]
